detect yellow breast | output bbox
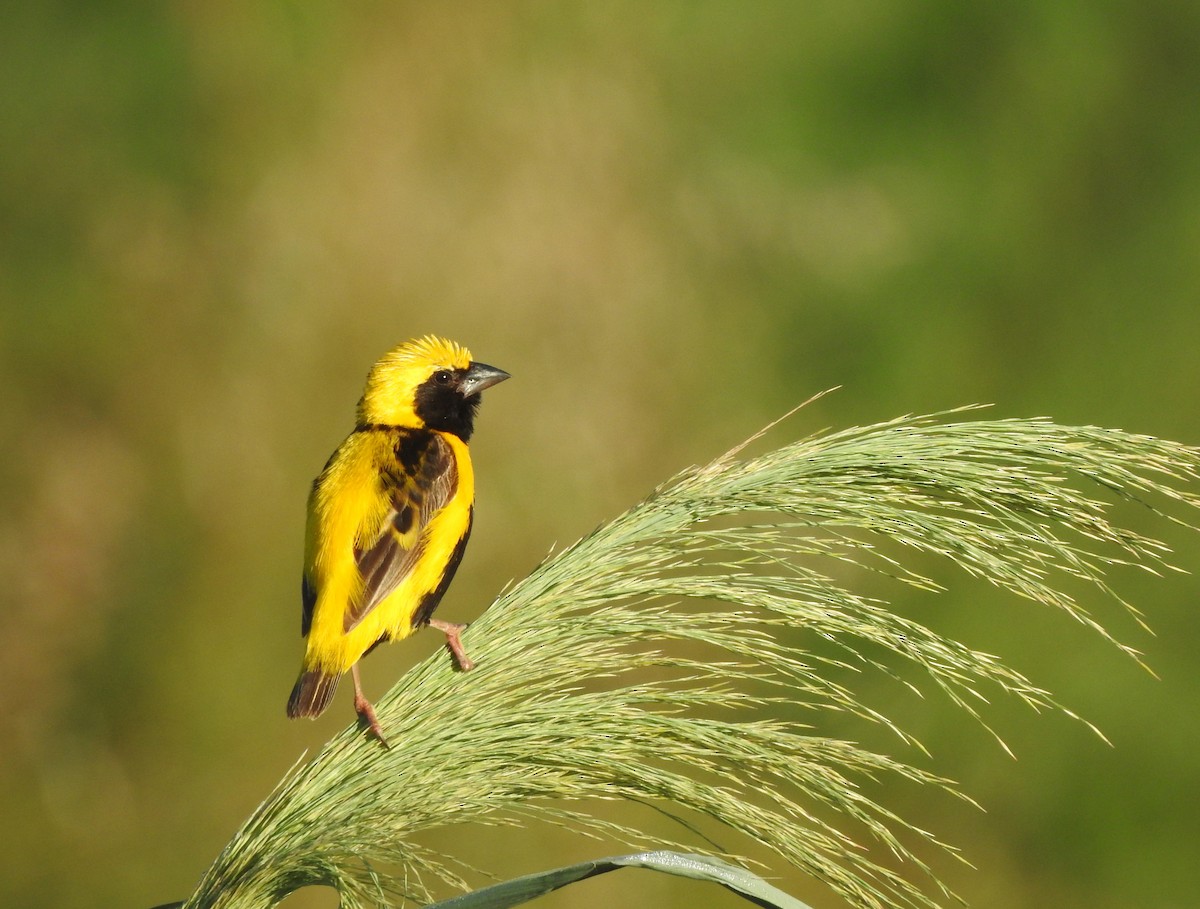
[302,431,475,674]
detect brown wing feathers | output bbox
[344,430,459,633]
[300,574,317,636]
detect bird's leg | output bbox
[428,618,476,671]
[351,664,389,747]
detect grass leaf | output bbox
[426,850,815,909]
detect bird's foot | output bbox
[428,619,476,671]
[353,691,390,748]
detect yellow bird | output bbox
[286,336,509,743]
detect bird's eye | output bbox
[433,370,454,385]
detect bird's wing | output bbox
[344,431,459,632]
[300,477,321,637]
[300,573,317,637]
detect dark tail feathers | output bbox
[287,670,340,719]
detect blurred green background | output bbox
[2,3,1198,908]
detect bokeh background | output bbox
[2,4,1198,908]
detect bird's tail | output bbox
[287,670,340,719]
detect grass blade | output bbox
[427,851,815,909]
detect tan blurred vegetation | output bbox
[1,4,1198,908]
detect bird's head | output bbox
[358,336,510,440]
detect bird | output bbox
[286,335,509,744]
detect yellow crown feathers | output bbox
[358,336,474,425]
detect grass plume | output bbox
[181,406,1200,909]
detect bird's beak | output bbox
[458,361,511,397]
